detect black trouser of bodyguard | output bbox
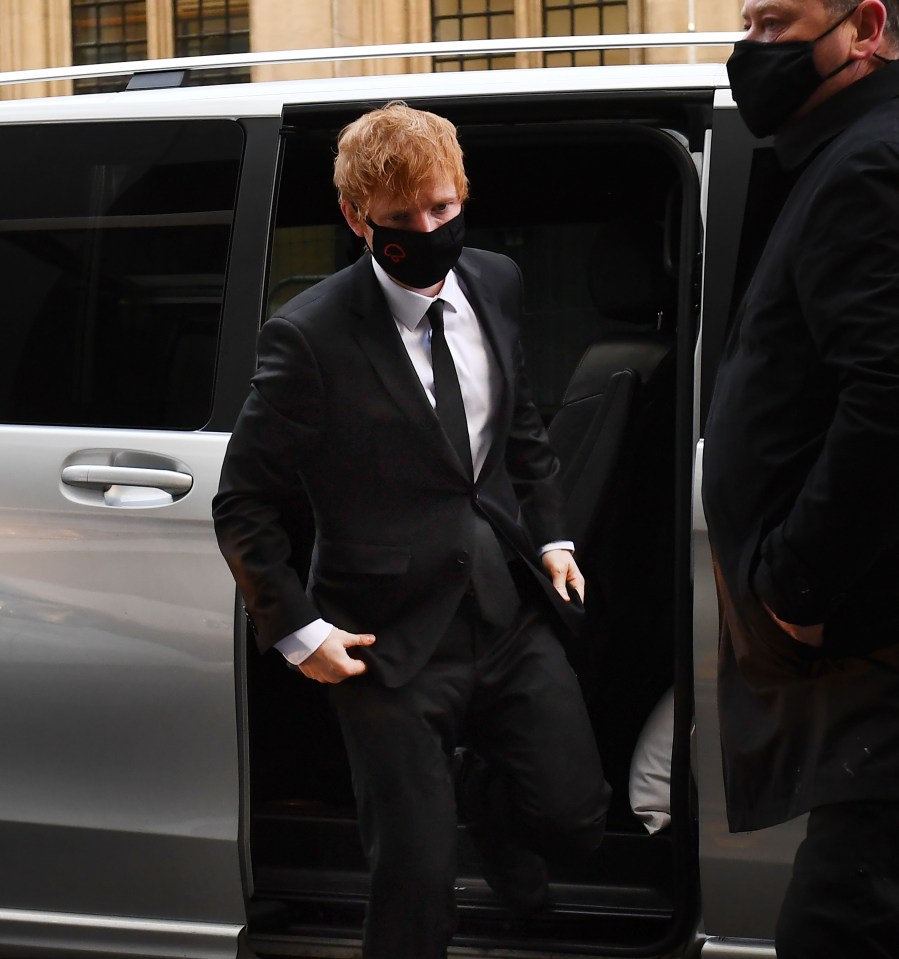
[329,595,611,959]
[776,800,899,959]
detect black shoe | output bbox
[466,818,550,913]
[455,749,551,914]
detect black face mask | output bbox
[727,4,859,138]
[365,211,465,289]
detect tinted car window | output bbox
[0,119,243,429]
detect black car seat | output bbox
[547,213,679,825]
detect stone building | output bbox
[0,0,741,100]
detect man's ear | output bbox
[851,0,888,60]
[340,200,366,239]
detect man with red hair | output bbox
[214,102,609,959]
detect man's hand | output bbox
[763,603,824,648]
[542,548,585,603]
[300,628,376,683]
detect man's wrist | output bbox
[276,619,334,666]
[540,540,575,554]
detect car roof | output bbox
[0,33,735,124]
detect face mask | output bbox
[727,4,860,138]
[365,210,465,289]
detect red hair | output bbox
[334,101,469,220]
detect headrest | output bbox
[588,218,675,326]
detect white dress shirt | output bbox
[276,257,573,666]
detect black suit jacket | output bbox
[703,63,899,831]
[214,248,576,686]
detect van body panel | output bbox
[0,63,728,125]
[0,427,243,923]
[0,908,242,959]
[713,88,738,109]
[700,940,776,959]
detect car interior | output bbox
[243,96,702,957]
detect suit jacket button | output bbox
[455,551,470,566]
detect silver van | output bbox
[0,34,802,959]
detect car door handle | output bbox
[61,464,194,494]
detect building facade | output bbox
[0,0,740,99]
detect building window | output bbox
[432,0,516,72]
[71,0,148,94]
[174,0,251,84]
[543,0,629,67]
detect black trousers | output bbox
[330,597,611,959]
[776,800,899,959]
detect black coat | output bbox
[213,248,577,687]
[703,62,899,832]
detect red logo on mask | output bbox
[384,243,406,263]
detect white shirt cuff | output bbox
[541,541,575,554]
[275,618,333,665]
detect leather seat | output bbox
[549,215,677,571]
[547,215,679,824]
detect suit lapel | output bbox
[348,255,464,476]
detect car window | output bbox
[0,119,244,430]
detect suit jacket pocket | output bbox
[315,540,411,576]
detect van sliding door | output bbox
[0,118,248,957]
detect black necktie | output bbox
[427,300,519,628]
[427,299,473,478]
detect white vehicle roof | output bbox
[0,33,737,124]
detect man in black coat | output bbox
[213,102,610,959]
[703,1,899,956]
